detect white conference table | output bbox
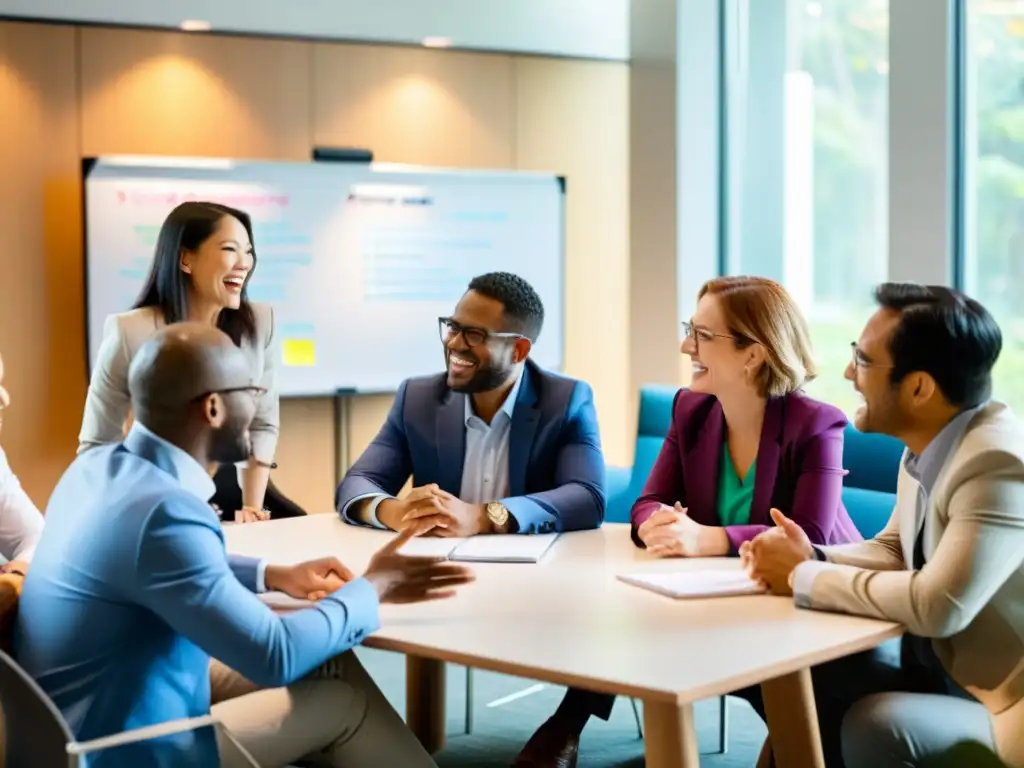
[225,516,900,768]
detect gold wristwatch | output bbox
[485,501,510,533]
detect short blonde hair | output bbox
[698,276,817,397]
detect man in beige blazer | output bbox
[744,283,1024,768]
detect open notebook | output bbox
[617,570,766,599]
[399,532,560,563]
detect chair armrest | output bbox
[68,715,219,756]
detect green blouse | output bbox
[717,441,756,526]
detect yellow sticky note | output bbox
[282,339,316,367]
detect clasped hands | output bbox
[739,508,815,596]
[211,504,270,524]
[264,526,474,605]
[377,484,492,537]
[637,503,729,557]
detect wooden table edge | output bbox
[366,620,902,707]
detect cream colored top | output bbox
[796,402,1024,719]
[78,303,280,464]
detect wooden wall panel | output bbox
[79,28,312,161]
[515,59,632,465]
[0,22,82,505]
[313,44,515,169]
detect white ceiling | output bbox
[0,0,630,60]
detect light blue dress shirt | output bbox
[353,368,524,528]
[16,423,381,768]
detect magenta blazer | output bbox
[630,389,862,552]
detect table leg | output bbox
[406,656,446,754]
[642,699,700,768]
[761,668,825,768]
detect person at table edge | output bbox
[516,275,862,768]
[744,283,1024,768]
[0,349,45,577]
[336,271,605,537]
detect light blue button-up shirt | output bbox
[358,368,524,527]
[16,422,381,768]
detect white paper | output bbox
[617,570,766,599]
[449,533,560,563]
[398,537,464,558]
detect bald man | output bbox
[15,324,471,768]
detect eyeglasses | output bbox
[192,385,268,402]
[439,318,523,348]
[850,342,895,370]
[681,321,737,347]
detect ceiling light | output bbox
[180,20,212,32]
[422,37,452,48]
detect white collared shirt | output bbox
[458,367,523,504]
[0,446,45,562]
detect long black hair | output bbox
[133,201,258,347]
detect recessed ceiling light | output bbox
[422,36,452,48]
[180,20,212,32]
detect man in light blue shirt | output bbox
[16,323,473,768]
[337,271,605,538]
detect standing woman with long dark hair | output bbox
[79,201,279,521]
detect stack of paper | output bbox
[617,570,766,599]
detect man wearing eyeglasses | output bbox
[742,283,1024,768]
[337,271,605,538]
[16,324,473,768]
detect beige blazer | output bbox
[78,303,280,464]
[808,402,1024,758]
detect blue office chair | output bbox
[605,386,678,523]
[840,424,904,538]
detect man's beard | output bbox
[449,360,513,394]
[209,418,252,465]
[858,388,907,437]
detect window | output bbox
[723,0,889,413]
[962,1,1024,413]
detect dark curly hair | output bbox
[467,272,545,341]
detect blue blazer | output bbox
[15,425,381,768]
[336,360,606,533]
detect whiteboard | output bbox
[83,156,565,396]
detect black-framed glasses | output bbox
[850,342,895,370]
[438,317,523,348]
